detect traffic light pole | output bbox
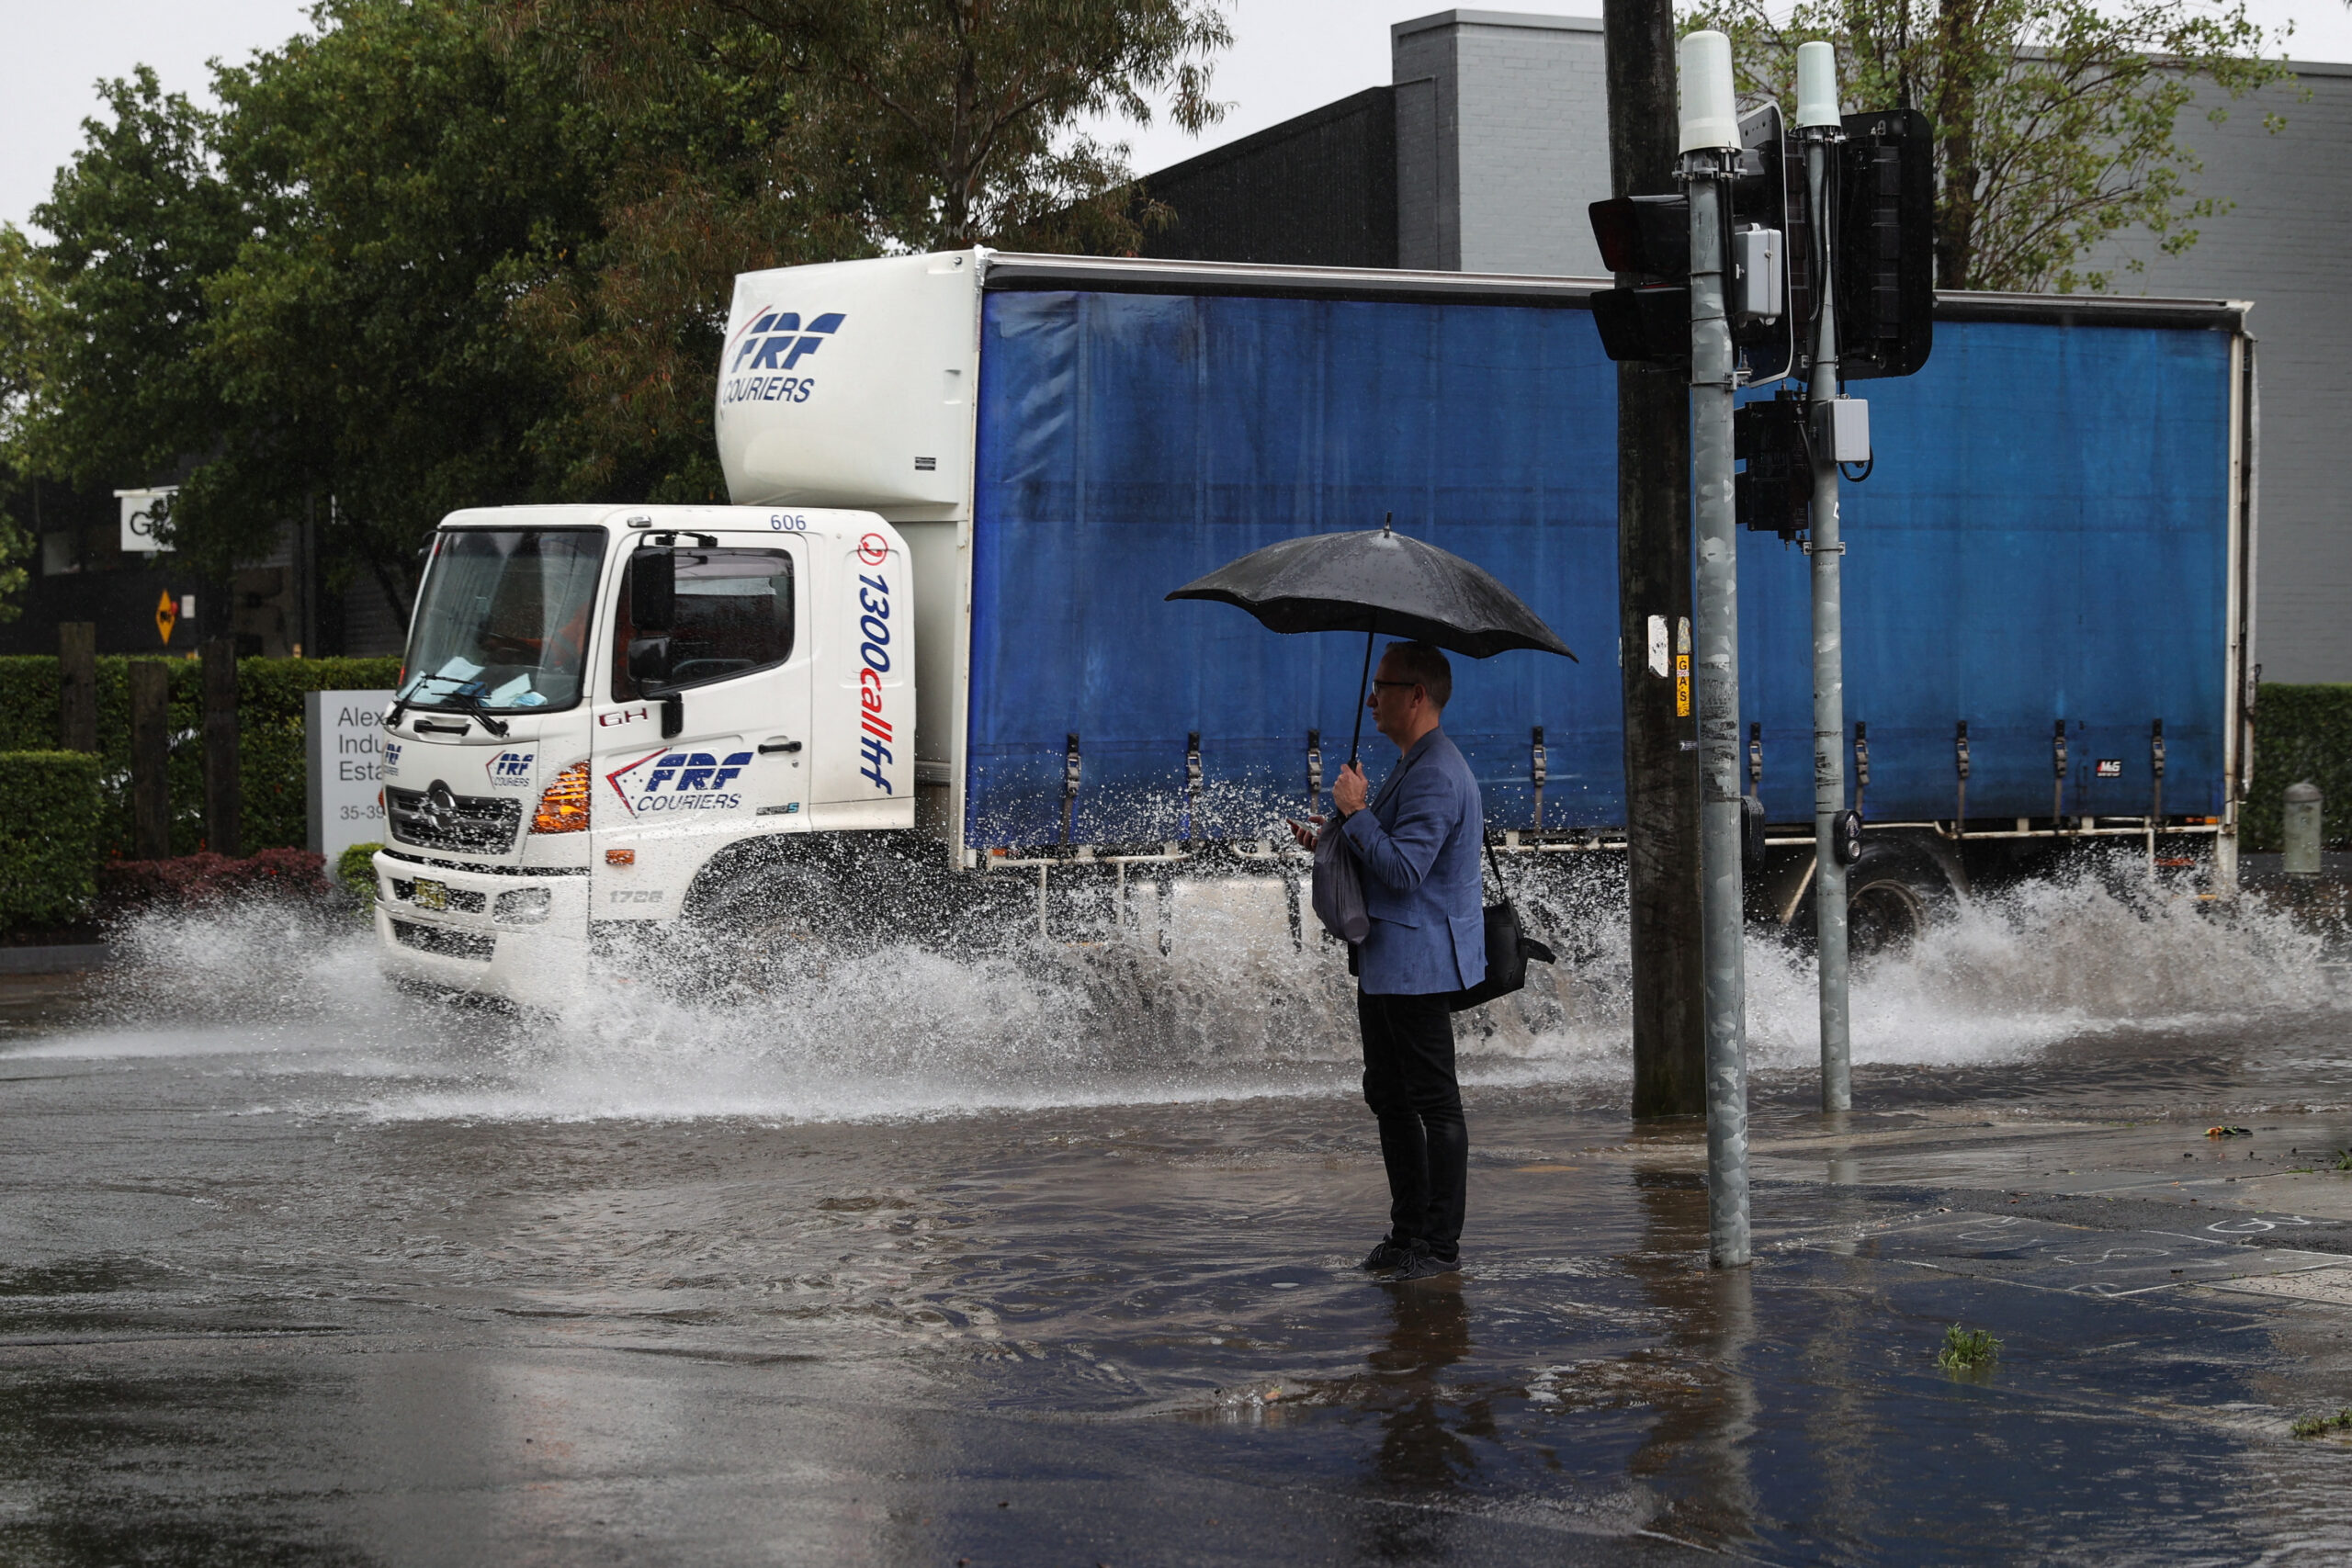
[1798,44,1853,1114]
[1682,30,1749,1269]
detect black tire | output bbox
[1845,855,1932,955]
[1845,838,1962,956]
[1771,834,1958,957]
[677,856,850,999]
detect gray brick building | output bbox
[1138,8,2351,681]
[2075,63,2352,683]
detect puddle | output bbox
[0,877,2346,1562]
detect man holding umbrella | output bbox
[1294,640,1485,1283]
[1170,517,1575,1285]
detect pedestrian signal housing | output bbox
[1735,395,1812,539]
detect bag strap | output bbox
[1480,832,1514,909]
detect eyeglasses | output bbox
[1370,680,1421,693]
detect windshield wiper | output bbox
[388,673,511,737]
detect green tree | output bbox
[503,0,1232,494]
[1687,0,2287,291]
[0,228,51,616]
[5,0,1233,622]
[7,70,245,499]
[194,0,615,610]
[5,3,618,615]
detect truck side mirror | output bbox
[629,547,675,632]
[627,636,673,690]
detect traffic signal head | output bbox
[1590,285,1690,366]
[1837,107,1935,380]
[1585,107,1811,376]
[1589,195,1690,277]
[1587,194,1692,366]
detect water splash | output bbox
[18,868,2340,1122]
[1746,873,2340,1070]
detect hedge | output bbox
[0,655,401,859]
[96,848,329,919]
[0,752,105,929]
[337,840,383,915]
[2245,682,2352,852]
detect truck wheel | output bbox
[1841,840,1952,957]
[1846,864,1928,954]
[1768,835,1957,957]
[684,859,849,997]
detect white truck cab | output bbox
[372,504,914,1003]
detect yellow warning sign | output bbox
[1676,653,1690,717]
[155,590,177,645]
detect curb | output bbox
[0,945,111,975]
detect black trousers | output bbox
[1357,988,1467,1260]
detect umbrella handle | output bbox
[1346,625,1374,771]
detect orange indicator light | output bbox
[532,761,591,834]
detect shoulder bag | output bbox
[1309,747,1429,946]
[1448,836,1558,1013]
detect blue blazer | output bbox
[1341,728,1487,996]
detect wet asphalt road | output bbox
[4,895,2352,1566]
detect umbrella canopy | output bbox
[1168,521,1577,768]
[1166,524,1576,661]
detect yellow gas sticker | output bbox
[1676,654,1690,717]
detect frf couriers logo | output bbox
[483,750,534,789]
[604,748,754,815]
[854,535,894,794]
[720,309,845,408]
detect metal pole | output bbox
[1683,29,1749,1269]
[1798,43,1850,1115]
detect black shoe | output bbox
[1361,1237,1415,1272]
[1389,1249,1460,1283]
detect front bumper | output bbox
[371,852,590,1008]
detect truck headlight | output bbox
[494,887,552,925]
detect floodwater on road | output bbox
[3,874,2351,1565]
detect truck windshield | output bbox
[401,529,605,713]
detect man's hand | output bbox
[1333,761,1369,816]
[1286,816,1322,850]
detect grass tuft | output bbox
[1937,1324,2000,1372]
[2290,1408,2352,1439]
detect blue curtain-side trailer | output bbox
[716,251,2254,939]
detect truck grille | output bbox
[390,919,496,962]
[386,784,523,854]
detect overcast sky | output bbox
[5,0,2346,234]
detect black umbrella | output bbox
[1167,516,1576,766]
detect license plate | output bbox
[413,879,448,911]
